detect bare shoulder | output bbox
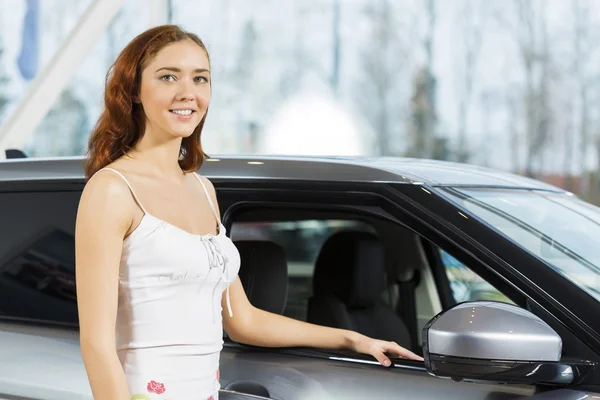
[82,170,134,207]
[78,169,136,229]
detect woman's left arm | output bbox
[222,278,423,366]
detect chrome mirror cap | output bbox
[424,301,561,362]
[418,301,593,386]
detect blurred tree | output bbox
[167,0,173,23]
[559,95,576,193]
[478,91,495,167]
[431,136,450,161]
[0,43,10,120]
[518,0,538,177]
[492,0,550,176]
[455,0,483,163]
[536,12,552,175]
[233,20,261,152]
[505,87,521,173]
[278,3,306,98]
[235,20,259,87]
[408,67,437,158]
[359,0,408,156]
[281,0,342,97]
[511,0,553,178]
[330,0,341,94]
[406,0,438,159]
[572,0,593,198]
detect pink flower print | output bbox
[216,369,220,382]
[207,397,214,400]
[147,380,166,395]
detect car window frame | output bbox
[386,182,600,362]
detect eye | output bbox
[195,76,209,83]
[160,74,177,82]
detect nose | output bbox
[175,78,195,102]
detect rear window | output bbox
[0,191,81,326]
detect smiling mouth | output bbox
[170,109,195,116]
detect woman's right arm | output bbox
[75,173,134,400]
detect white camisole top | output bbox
[94,168,241,400]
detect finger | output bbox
[372,350,392,367]
[385,342,424,361]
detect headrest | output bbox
[235,241,288,315]
[313,231,386,308]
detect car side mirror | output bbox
[422,301,595,386]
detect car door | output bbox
[214,178,544,399]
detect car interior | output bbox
[236,240,289,316]
[227,205,477,356]
[307,230,412,349]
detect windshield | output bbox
[441,188,600,301]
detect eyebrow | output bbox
[155,67,210,74]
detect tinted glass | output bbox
[231,220,375,321]
[439,249,513,304]
[0,191,80,325]
[443,188,600,302]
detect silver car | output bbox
[0,155,598,399]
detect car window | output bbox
[439,248,514,304]
[0,191,80,325]
[230,219,375,321]
[443,188,600,302]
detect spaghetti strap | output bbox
[194,173,233,318]
[192,173,231,317]
[96,168,147,214]
[192,173,220,223]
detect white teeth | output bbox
[171,109,193,115]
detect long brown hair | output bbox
[84,25,210,179]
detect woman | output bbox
[76,24,421,400]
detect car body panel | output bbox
[0,322,593,400]
[0,324,90,400]
[0,322,538,400]
[0,155,566,191]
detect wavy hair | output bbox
[84,25,210,179]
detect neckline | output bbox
[139,213,224,239]
[147,213,223,237]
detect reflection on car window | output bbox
[439,249,514,304]
[0,191,80,325]
[231,220,375,321]
[3,229,76,300]
[443,188,600,302]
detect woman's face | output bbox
[138,39,211,140]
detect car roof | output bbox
[0,154,565,191]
